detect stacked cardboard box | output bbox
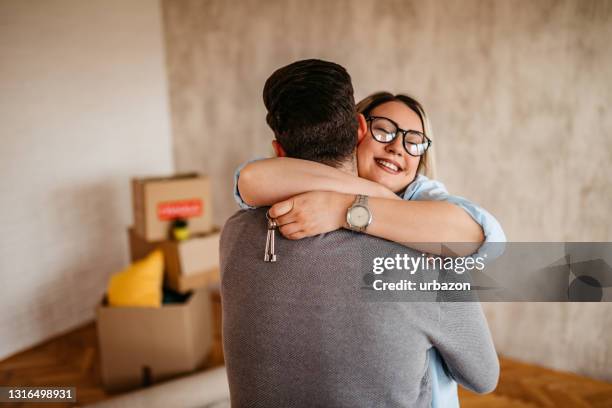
[127,227,221,293]
[97,173,221,392]
[131,173,213,241]
[97,290,213,392]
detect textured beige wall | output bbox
[0,0,173,359]
[161,0,612,380]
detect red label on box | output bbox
[157,199,203,220]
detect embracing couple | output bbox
[220,59,502,407]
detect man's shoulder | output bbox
[225,207,268,225]
[221,208,267,242]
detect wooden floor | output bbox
[1,322,611,408]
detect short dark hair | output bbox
[263,59,358,167]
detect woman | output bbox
[233,92,504,407]
[235,92,505,257]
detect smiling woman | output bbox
[235,91,505,256]
[356,93,435,192]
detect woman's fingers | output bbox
[269,198,294,218]
[279,223,302,238]
[276,212,298,226]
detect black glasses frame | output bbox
[366,116,432,157]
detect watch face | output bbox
[349,205,370,228]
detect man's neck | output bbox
[335,157,357,176]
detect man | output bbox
[220,59,499,407]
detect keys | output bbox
[264,212,277,262]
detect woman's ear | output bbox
[272,140,286,157]
[357,113,367,143]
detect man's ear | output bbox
[357,113,368,144]
[272,140,286,157]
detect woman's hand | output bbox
[268,191,354,240]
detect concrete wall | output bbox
[0,0,173,359]
[161,0,612,380]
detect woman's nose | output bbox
[385,136,404,156]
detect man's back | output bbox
[220,208,498,407]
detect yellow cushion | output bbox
[107,249,163,307]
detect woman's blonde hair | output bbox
[356,92,436,179]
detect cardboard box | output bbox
[128,227,221,293]
[162,230,220,293]
[96,289,213,392]
[132,173,213,242]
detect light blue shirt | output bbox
[233,160,506,408]
[233,157,265,211]
[401,174,507,261]
[428,347,460,408]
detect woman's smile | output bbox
[374,157,404,175]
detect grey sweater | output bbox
[220,208,499,407]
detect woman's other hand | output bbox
[268,191,354,240]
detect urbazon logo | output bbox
[157,199,203,220]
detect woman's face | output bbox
[357,101,423,193]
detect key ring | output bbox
[266,211,277,228]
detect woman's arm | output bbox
[237,157,399,207]
[270,192,484,256]
[366,197,484,256]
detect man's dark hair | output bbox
[263,59,358,167]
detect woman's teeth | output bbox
[375,159,399,172]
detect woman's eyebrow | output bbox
[398,125,423,134]
[374,115,423,134]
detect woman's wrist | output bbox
[334,192,356,230]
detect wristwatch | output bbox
[346,195,372,232]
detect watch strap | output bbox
[355,194,368,208]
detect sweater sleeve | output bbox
[431,301,500,394]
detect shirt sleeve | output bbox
[233,157,266,210]
[404,175,506,259]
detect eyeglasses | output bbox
[366,116,432,157]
